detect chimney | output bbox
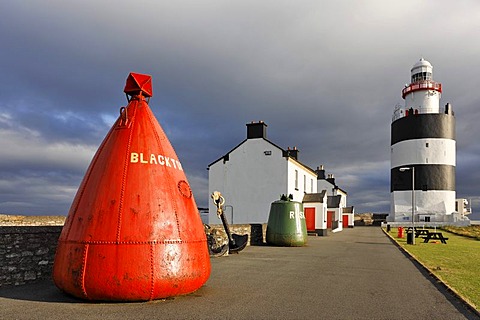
[246,121,267,139]
[327,173,336,185]
[315,165,326,180]
[282,146,299,160]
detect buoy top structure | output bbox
[53,72,211,301]
[124,72,152,98]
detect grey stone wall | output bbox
[0,226,62,287]
[0,223,267,287]
[208,223,267,246]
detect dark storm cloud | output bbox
[1,0,480,217]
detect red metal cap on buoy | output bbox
[124,72,153,97]
[53,72,210,301]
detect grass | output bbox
[386,227,480,310]
[442,225,480,240]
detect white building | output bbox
[314,165,352,230]
[207,121,318,224]
[303,191,328,236]
[315,165,348,208]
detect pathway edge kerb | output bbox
[382,228,480,317]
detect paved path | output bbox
[0,227,478,319]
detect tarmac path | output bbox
[0,226,478,319]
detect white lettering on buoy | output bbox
[139,153,148,164]
[150,154,157,164]
[130,152,183,171]
[289,211,306,219]
[131,153,139,163]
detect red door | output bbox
[305,207,315,232]
[342,214,349,228]
[327,211,334,229]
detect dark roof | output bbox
[302,190,327,203]
[334,186,348,195]
[327,195,342,208]
[207,138,282,167]
[343,206,354,213]
[207,138,315,174]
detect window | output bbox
[311,179,314,193]
[303,175,306,193]
[295,170,298,190]
[411,72,432,82]
[426,142,429,147]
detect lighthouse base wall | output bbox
[389,190,459,223]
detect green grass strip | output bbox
[386,227,480,310]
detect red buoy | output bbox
[53,73,211,301]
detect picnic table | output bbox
[422,231,448,244]
[405,227,429,238]
[415,229,429,238]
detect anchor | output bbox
[211,191,248,254]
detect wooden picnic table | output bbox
[405,227,430,238]
[422,231,448,244]
[415,229,429,238]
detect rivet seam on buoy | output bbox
[81,243,89,299]
[59,239,205,245]
[116,103,136,242]
[149,243,155,300]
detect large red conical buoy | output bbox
[52,72,211,301]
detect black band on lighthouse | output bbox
[391,114,455,145]
[391,164,455,192]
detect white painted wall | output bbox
[286,158,317,201]
[405,89,440,114]
[303,198,327,231]
[331,207,343,232]
[390,190,456,222]
[208,139,316,224]
[334,188,347,208]
[347,214,354,227]
[317,180,335,196]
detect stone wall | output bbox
[208,223,267,246]
[0,226,62,287]
[0,222,267,287]
[354,213,388,226]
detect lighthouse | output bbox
[390,58,456,223]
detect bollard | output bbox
[397,226,404,238]
[407,230,414,244]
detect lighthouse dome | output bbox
[411,58,433,83]
[413,57,432,69]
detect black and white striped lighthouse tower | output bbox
[390,58,456,223]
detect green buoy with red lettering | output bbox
[52,73,211,301]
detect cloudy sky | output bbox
[1,0,480,219]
